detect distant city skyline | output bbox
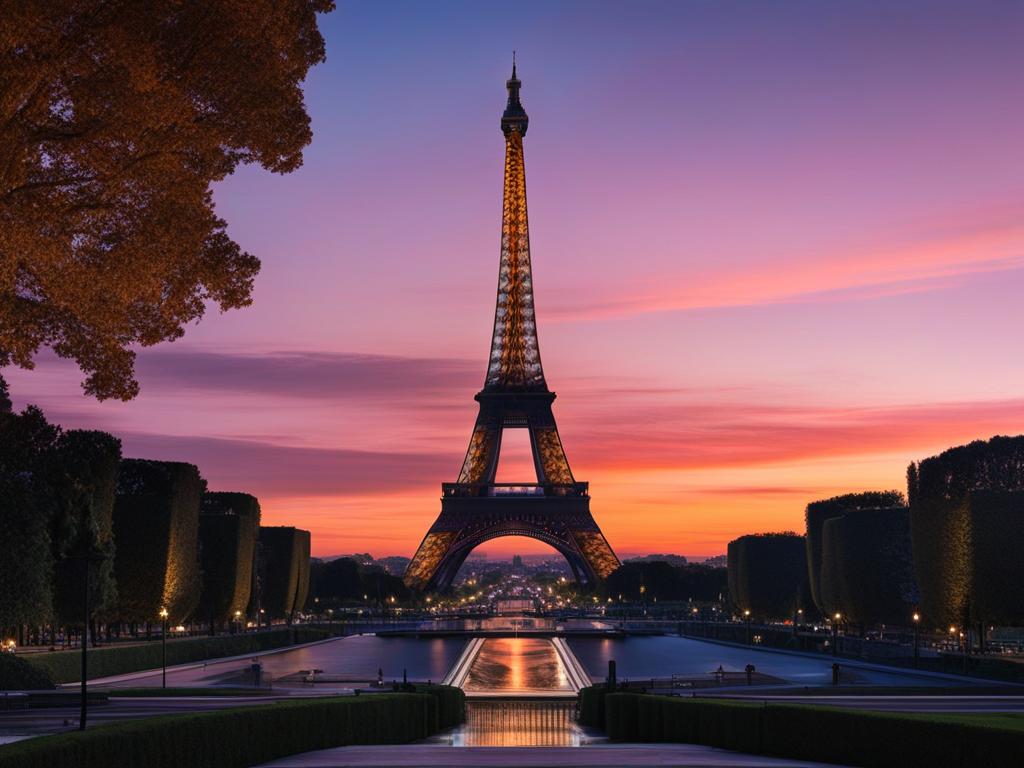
[8,1,1024,559]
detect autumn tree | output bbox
[0,0,333,399]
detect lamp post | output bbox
[743,609,751,644]
[793,607,803,636]
[233,610,242,634]
[159,608,169,688]
[832,613,842,656]
[912,612,920,669]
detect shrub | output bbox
[293,529,311,620]
[805,491,904,614]
[26,628,328,684]
[909,436,1024,626]
[593,693,1024,767]
[726,533,809,620]
[113,460,204,624]
[258,527,302,620]
[821,507,916,627]
[0,653,56,690]
[0,693,451,768]
[197,493,260,627]
[50,430,122,625]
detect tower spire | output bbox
[489,66,541,390]
[501,57,528,137]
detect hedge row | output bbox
[25,627,328,684]
[113,459,204,624]
[257,527,303,620]
[598,692,1023,767]
[197,493,260,627]
[909,436,1024,627]
[726,533,809,620]
[820,506,916,626]
[804,491,904,614]
[0,693,454,768]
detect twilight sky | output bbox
[9,0,1024,560]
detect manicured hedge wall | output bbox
[726,533,809,620]
[197,493,260,626]
[293,528,311,618]
[258,527,302,620]
[820,507,916,627]
[113,460,204,624]
[805,491,904,614]
[0,473,53,629]
[0,693,452,768]
[0,653,56,691]
[966,490,1024,626]
[908,436,1024,626]
[597,692,1024,767]
[26,627,327,684]
[50,430,122,624]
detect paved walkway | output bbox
[258,744,836,767]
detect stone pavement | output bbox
[258,744,837,767]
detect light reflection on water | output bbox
[449,701,582,746]
[463,638,571,693]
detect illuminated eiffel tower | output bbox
[404,63,620,592]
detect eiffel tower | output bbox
[404,63,620,592]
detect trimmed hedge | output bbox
[293,529,311,619]
[0,653,56,690]
[726,533,809,620]
[50,430,122,624]
[805,491,904,614]
[0,693,452,768]
[201,493,261,627]
[596,692,1024,767]
[25,627,328,684]
[197,493,260,627]
[821,507,916,626]
[909,436,1024,626]
[113,459,204,623]
[969,490,1024,625]
[414,683,465,729]
[258,527,302,620]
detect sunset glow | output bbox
[9,1,1024,560]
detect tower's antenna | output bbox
[512,50,517,77]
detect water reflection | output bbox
[452,701,581,746]
[464,638,571,693]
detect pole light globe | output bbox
[743,609,751,617]
[159,607,169,620]
[913,612,920,622]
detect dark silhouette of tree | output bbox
[0,1,334,399]
[604,561,726,602]
[727,533,810,620]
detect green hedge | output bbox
[26,627,328,684]
[969,490,1024,625]
[726,533,809,620]
[0,693,450,768]
[414,683,465,729]
[0,653,56,690]
[822,507,916,626]
[909,437,1024,626]
[113,459,204,624]
[50,430,122,625]
[805,491,904,614]
[597,692,1024,766]
[258,527,302,620]
[293,529,311,619]
[200,493,260,627]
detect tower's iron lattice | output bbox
[404,65,620,592]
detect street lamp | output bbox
[912,612,920,668]
[234,610,242,634]
[832,613,842,656]
[744,609,752,644]
[159,607,169,688]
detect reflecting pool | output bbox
[463,638,572,694]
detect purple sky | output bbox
[10,1,1024,558]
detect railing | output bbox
[442,482,588,498]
